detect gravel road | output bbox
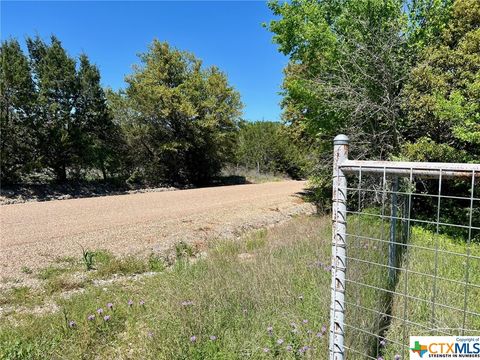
[0,181,313,280]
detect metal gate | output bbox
[329,134,480,359]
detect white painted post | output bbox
[329,134,348,360]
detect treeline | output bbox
[267,0,480,209]
[1,37,303,187]
[1,36,118,184]
[235,121,307,179]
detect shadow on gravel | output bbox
[207,175,250,186]
[295,187,325,214]
[0,176,251,205]
[0,182,174,205]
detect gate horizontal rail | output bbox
[340,160,480,178]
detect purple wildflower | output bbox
[209,335,217,341]
[97,308,104,314]
[139,300,145,306]
[286,345,293,352]
[394,355,401,360]
[128,299,134,307]
[302,319,308,324]
[103,315,110,321]
[298,345,310,354]
[263,348,270,353]
[68,320,76,328]
[380,339,386,347]
[377,357,384,360]
[181,300,194,306]
[87,314,95,321]
[147,331,154,338]
[321,325,327,334]
[107,302,113,309]
[277,339,284,345]
[267,326,273,334]
[316,332,323,338]
[190,335,197,343]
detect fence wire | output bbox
[329,135,480,360]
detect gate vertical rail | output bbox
[330,134,348,360]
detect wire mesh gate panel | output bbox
[329,135,480,360]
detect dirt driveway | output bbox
[0,181,313,280]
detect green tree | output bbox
[27,36,78,182]
[76,54,122,180]
[266,0,455,209]
[407,0,453,54]
[267,0,413,159]
[0,39,36,184]
[400,0,479,236]
[235,121,306,178]
[20,36,120,182]
[401,0,480,163]
[109,40,242,186]
[267,0,454,152]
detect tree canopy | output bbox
[266,0,478,208]
[401,0,480,162]
[107,40,243,186]
[1,37,243,186]
[1,36,116,183]
[0,39,36,183]
[234,121,306,178]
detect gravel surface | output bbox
[0,181,313,281]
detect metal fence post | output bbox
[330,134,348,360]
[388,177,399,286]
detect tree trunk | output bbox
[55,163,67,183]
[100,159,107,182]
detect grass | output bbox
[0,287,43,308]
[20,267,33,275]
[344,211,480,359]
[0,250,167,315]
[1,214,478,359]
[383,227,480,359]
[246,229,268,251]
[175,241,196,259]
[89,250,166,277]
[37,266,70,281]
[44,276,86,295]
[221,167,291,184]
[334,210,406,358]
[0,216,332,359]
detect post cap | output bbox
[334,134,349,145]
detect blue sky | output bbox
[1,1,288,121]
